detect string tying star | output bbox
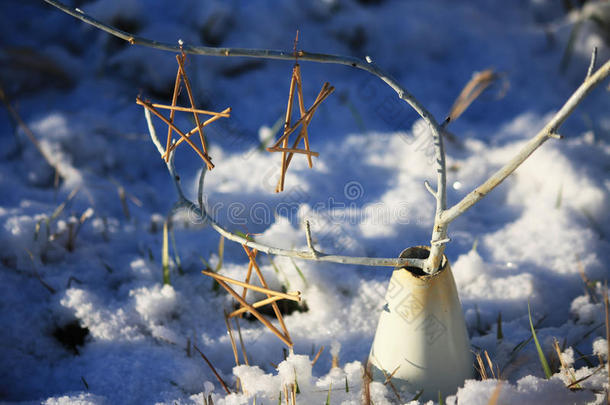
[136,52,231,170]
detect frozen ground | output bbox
[0,0,609,404]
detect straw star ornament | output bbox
[202,244,300,347]
[267,34,334,192]
[136,52,231,170]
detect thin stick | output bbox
[241,249,257,301]
[151,103,231,117]
[202,270,301,302]
[484,350,496,379]
[137,97,214,169]
[192,344,232,394]
[234,316,249,366]
[311,345,324,366]
[586,47,598,81]
[304,220,317,257]
[268,84,334,150]
[267,147,319,157]
[224,312,240,367]
[441,60,610,226]
[229,295,286,318]
[176,54,207,155]
[280,84,333,173]
[165,63,182,162]
[278,68,299,192]
[0,85,65,179]
[162,107,231,159]
[215,278,292,347]
[294,65,313,167]
[243,246,291,342]
[290,383,296,404]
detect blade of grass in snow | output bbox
[325,382,332,405]
[528,302,552,379]
[497,312,503,340]
[169,225,183,275]
[411,390,423,401]
[162,221,170,285]
[345,376,349,392]
[289,257,308,287]
[438,391,444,405]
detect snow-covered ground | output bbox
[1,0,609,404]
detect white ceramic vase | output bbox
[368,246,472,400]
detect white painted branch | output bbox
[441,60,610,225]
[586,47,597,81]
[47,0,440,270]
[146,110,424,269]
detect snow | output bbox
[1,0,609,404]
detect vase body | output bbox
[368,246,472,400]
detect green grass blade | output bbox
[438,391,444,405]
[496,312,503,340]
[325,382,332,405]
[235,231,254,242]
[345,376,349,393]
[289,257,308,287]
[162,221,170,285]
[528,301,552,379]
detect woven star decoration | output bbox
[136,53,231,170]
[267,62,334,192]
[202,244,300,347]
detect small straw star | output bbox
[201,244,300,348]
[136,52,231,170]
[267,32,334,192]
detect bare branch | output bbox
[304,220,318,258]
[143,111,426,268]
[586,47,597,81]
[441,60,610,225]
[424,180,437,198]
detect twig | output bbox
[136,97,214,169]
[176,54,207,155]
[234,317,249,366]
[0,84,65,180]
[214,278,292,347]
[192,344,232,394]
[242,245,291,341]
[424,180,437,198]
[163,107,231,158]
[150,103,231,116]
[201,270,301,302]
[228,295,287,318]
[224,311,240,368]
[165,62,181,162]
[440,60,610,226]
[304,220,317,257]
[267,147,319,157]
[311,345,324,366]
[586,47,597,81]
